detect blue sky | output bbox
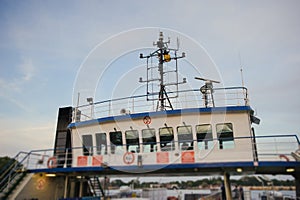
[0,1,300,157]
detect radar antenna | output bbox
[195,77,220,108]
[139,32,186,111]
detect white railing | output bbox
[2,134,297,173]
[74,87,249,122]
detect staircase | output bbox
[88,176,107,198]
[0,152,30,200]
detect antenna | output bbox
[195,77,220,84]
[239,52,245,87]
[239,52,249,104]
[139,32,186,111]
[195,77,220,108]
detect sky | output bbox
[0,0,300,163]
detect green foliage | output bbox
[0,156,14,170]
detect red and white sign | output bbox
[36,178,46,190]
[123,152,135,164]
[181,151,195,163]
[77,156,88,167]
[92,155,103,166]
[156,152,169,164]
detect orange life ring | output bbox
[143,116,151,124]
[47,157,57,168]
[123,152,135,165]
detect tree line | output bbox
[110,176,295,189]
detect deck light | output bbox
[236,168,243,173]
[86,97,93,104]
[86,97,94,118]
[45,173,56,177]
[286,168,295,173]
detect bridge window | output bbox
[125,130,140,153]
[142,128,157,152]
[109,131,123,154]
[177,125,193,151]
[159,127,174,151]
[216,123,234,149]
[82,134,93,156]
[196,124,213,150]
[95,133,107,155]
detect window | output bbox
[177,125,193,150]
[159,127,174,151]
[95,133,107,155]
[109,131,123,154]
[125,130,140,153]
[196,124,213,150]
[142,128,157,152]
[82,134,93,156]
[216,123,234,149]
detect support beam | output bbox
[294,172,300,199]
[79,178,83,197]
[64,175,68,198]
[224,172,232,200]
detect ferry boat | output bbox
[0,32,299,200]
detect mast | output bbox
[139,32,186,111]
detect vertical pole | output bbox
[294,173,300,199]
[159,59,164,111]
[64,175,68,198]
[64,148,68,168]
[224,172,232,200]
[158,33,165,111]
[79,178,83,197]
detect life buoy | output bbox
[143,116,151,124]
[279,154,290,162]
[47,157,57,168]
[123,152,135,165]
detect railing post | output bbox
[64,148,68,168]
[132,98,134,113]
[109,101,111,116]
[26,153,30,169]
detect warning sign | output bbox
[123,152,135,164]
[77,156,88,167]
[36,178,46,190]
[181,151,195,163]
[156,152,169,164]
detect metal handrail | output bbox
[0,134,297,188]
[0,151,31,194]
[78,87,248,108]
[74,87,249,122]
[3,134,297,173]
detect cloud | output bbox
[0,57,35,112]
[19,57,34,81]
[0,57,35,91]
[0,118,55,157]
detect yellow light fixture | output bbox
[164,54,171,62]
[45,173,56,177]
[286,168,295,173]
[236,168,243,173]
